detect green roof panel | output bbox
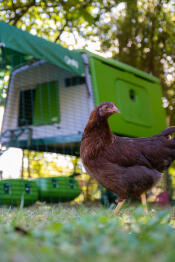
[0,21,85,76]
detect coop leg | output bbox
[141,193,148,214]
[113,200,125,215]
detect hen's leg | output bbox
[113,200,125,215]
[141,193,148,214]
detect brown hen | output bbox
[80,102,175,214]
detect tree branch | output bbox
[54,15,69,42]
[12,0,36,25]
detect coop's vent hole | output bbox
[129,89,136,100]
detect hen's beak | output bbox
[112,105,120,114]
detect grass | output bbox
[0,203,174,262]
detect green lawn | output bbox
[0,203,174,262]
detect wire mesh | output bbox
[1,60,93,155]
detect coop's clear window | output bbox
[18,89,35,126]
[64,76,85,87]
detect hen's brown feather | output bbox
[80,102,175,201]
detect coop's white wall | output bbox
[1,61,94,143]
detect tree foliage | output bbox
[0,0,115,44]
[94,0,175,124]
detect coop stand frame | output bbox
[0,127,33,153]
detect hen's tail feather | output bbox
[160,127,175,137]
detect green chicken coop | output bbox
[0,21,167,157]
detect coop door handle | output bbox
[25,184,31,194]
[52,178,58,188]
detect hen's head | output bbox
[90,102,120,122]
[98,102,120,117]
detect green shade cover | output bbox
[0,21,85,76]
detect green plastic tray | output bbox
[0,179,38,206]
[35,177,81,202]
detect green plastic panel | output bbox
[90,58,166,137]
[33,81,60,126]
[35,177,81,203]
[0,179,38,206]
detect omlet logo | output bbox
[64,56,79,69]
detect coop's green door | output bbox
[115,80,153,127]
[33,81,60,125]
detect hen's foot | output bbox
[113,200,125,215]
[141,193,148,215]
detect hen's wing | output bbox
[105,127,175,171]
